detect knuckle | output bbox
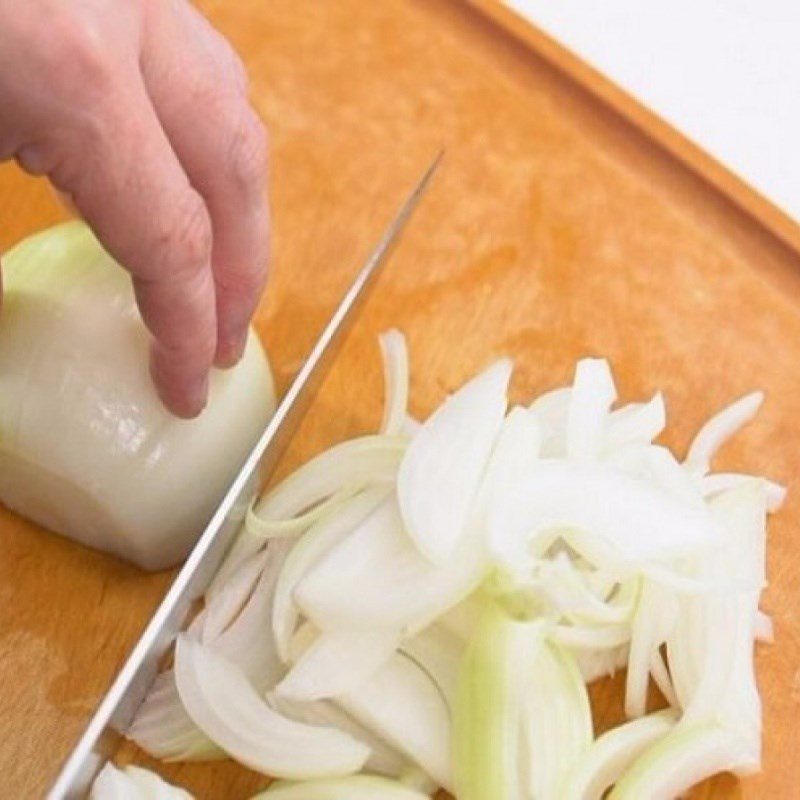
[226,110,269,192]
[159,190,213,273]
[51,19,115,95]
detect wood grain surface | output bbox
[1,1,799,797]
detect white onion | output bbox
[0,222,275,569]
[89,763,193,799]
[397,359,511,564]
[116,331,781,799]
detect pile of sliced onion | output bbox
[93,329,782,799]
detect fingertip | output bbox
[150,347,210,419]
[214,329,248,369]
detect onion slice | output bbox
[252,775,432,799]
[339,652,453,792]
[379,329,410,437]
[566,358,617,461]
[174,636,369,779]
[397,360,511,564]
[564,709,677,799]
[685,392,764,475]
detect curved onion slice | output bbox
[397,359,511,564]
[400,623,464,711]
[277,628,400,702]
[701,472,786,512]
[339,652,453,792]
[521,641,593,799]
[609,723,755,799]
[566,358,617,461]
[564,709,677,799]
[489,461,723,571]
[685,391,764,475]
[174,636,369,778]
[202,549,270,643]
[268,694,410,778]
[296,497,485,634]
[0,222,276,570]
[379,329,410,436]
[624,580,678,718]
[89,763,193,799]
[529,387,571,457]
[272,487,390,662]
[212,436,406,588]
[604,393,666,453]
[253,775,431,800]
[126,670,222,763]
[454,603,545,800]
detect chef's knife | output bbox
[47,151,442,799]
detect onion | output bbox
[89,763,193,799]
[0,222,275,569]
[252,775,432,799]
[174,636,369,778]
[115,331,782,799]
[397,359,511,564]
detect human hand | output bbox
[0,0,269,417]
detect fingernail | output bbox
[185,372,210,417]
[215,330,248,369]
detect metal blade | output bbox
[47,151,442,799]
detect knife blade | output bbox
[47,151,442,800]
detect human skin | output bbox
[0,0,270,417]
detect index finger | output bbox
[142,0,269,368]
[52,72,218,418]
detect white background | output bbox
[507,1,800,222]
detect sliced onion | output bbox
[272,487,390,661]
[253,775,432,799]
[123,765,194,799]
[397,359,511,564]
[701,472,786,512]
[126,670,222,763]
[563,709,676,799]
[174,636,369,779]
[477,406,542,512]
[604,393,666,453]
[454,602,545,800]
[296,496,486,634]
[490,461,723,571]
[520,641,593,799]
[572,645,629,684]
[624,580,678,718]
[379,329,410,437]
[566,358,617,461]
[400,623,464,710]
[201,549,270,643]
[268,694,410,778]
[207,539,291,690]
[244,487,358,540]
[277,628,400,702]
[685,391,764,475]
[528,387,571,457]
[339,652,453,792]
[89,763,193,799]
[609,723,756,799]
[211,436,406,590]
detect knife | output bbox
[47,151,442,800]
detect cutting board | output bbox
[1,1,799,796]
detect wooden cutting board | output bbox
[1,1,799,796]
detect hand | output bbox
[0,0,270,417]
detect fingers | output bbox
[49,65,217,418]
[141,0,270,368]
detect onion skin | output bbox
[0,222,276,570]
